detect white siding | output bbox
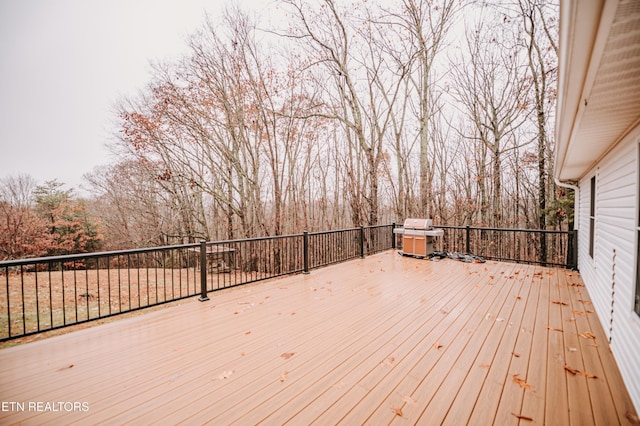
[576,124,640,412]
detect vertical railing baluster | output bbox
[303,231,310,274]
[199,240,209,301]
[5,267,11,338]
[48,262,53,329]
[465,225,471,255]
[62,260,67,325]
[117,255,122,313]
[107,256,112,315]
[72,261,78,323]
[31,265,37,333]
[21,265,27,335]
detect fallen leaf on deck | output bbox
[434,343,443,350]
[512,413,533,421]
[496,317,505,322]
[281,352,295,360]
[57,364,74,371]
[547,326,563,332]
[580,371,598,379]
[383,356,395,366]
[513,374,534,391]
[391,405,403,417]
[512,352,521,358]
[245,331,251,335]
[578,299,592,304]
[279,371,288,382]
[516,295,521,300]
[586,309,594,314]
[217,370,234,380]
[564,364,598,379]
[291,312,296,316]
[552,300,568,305]
[573,310,585,316]
[579,332,597,340]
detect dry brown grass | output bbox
[1,267,264,346]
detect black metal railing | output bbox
[0,223,576,342]
[394,225,577,269]
[0,224,394,341]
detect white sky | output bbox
[0,0,271,194]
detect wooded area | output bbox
[0,0,569,259]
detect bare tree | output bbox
[517,0,559,261]
[451,17,532,226]
[283,0,422,226]
[397,0,457,218]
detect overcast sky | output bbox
[0,0,270,193]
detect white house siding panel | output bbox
[576,125,640,412]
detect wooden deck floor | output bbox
[1,251,637,425]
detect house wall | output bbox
[577,123,640,412]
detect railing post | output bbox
[391,222,396,249]
[303,231,310,274]
[359,226,365,259]
[198,240,209,301]
[568,229,578,269]
[465,225,471,254]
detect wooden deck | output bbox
[1,251,637,425]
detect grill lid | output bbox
[403,218,433,230]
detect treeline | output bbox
[1,0,571,258]
[0,177,102,259]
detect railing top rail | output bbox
[427,225,572,235]
[0,223,569,268]
[208,233,304,245]
[0,242,202,268]
[309,227,360,236]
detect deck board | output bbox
[0,251,637,425]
